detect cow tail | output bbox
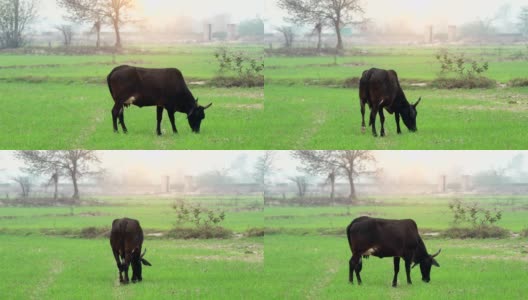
[107,69,115,99]
[346,222,353,249]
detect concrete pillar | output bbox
[438,175,446,193]
[227,24,237,40]
[161,176,170,193]
[462,175,471,191]
[448,25,457,42]
[203,24,212,42]
[424,25,433,43]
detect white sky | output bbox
[265,0,528,32]
[36,0,264,30]
[1,151,526,184]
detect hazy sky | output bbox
[36,0,264,30]
[266,0,528,32]
[0,151,263,183]
[1,151,526,184]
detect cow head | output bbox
[412,248,440,283]
[401,97,422,132]
[188,98,212,133]
[131,248,152,283]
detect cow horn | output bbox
[141,248,147,258]
[203,103,212,109]
[414,97,422,107]
[431,248,441,258]
[196,98,199,103]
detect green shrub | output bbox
[167,226,232,239]
[521,227,528,238]
[79,226,108,239]
[211,75,264,87]
[244,227,265,237]
[430,77,495,89]
[508,78,528,87]
[443,226,509,239]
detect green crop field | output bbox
[0,195,263,299]
[264,46,528,149]
[0,45,264,150]
[263,195,528,299]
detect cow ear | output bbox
[141,258,152,266]
[414,97,422,108]
[196,98,199,104]
[432,259,440,267]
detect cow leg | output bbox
[379,109,386,137]
[369,107,378,137]
[360,99,366,133]
[111,103,121,133]
[395,112,402,134]
[404,258,413,284]
[122,253,131,284]
[113,250,123,282]
[392,257,400,287]
[349,254,361,284]
[166,108,177,134]
[156,106,163,136]
[118,107,128,134]
[355,257,363,285]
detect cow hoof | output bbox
[157,132,162,136]
[372,133,377,137]
[380,132,385,137]
[123,130,128,134]
[361,127,366,133]
[114,130,119,133]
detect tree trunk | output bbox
[347,172,356,202]
[113,20,121,48]
[317,29,322,51]
[330,177,335,200]
[334,20,343,50]
[71,163,79,200]
[53,177,58,200]
[95,21,101,48]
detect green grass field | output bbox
[263,195,528,299]
[0,45,264,149]
[264,46,528,149]
[0,195,263,299]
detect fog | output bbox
[0,151,263,185]
[266,0,528,33]
[35,0,264,31]
[269,151,528,184]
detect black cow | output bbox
[346,216,440,287]
[107,65,212,135]
[110,218,152,283]
[359,68,422,137]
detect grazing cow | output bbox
[110,218,152,283]
[346,216,440,287]
[107,65,212,135]
[359,68,422,137]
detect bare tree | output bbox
[293,150,338,200]
[278,0,364,50]
[57,0,104,47]
[254,151,276,196]
[16,150,101,201]
[56,24,74,46]
[294,150,377,202]
[0,0,38,48]
[518,6,528,38]
[12,176,32,198]
[15,151,61,200]
[57,0,135,48]
[289,176,308,198]
[278,0,326,50]
[276,26,295,48]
